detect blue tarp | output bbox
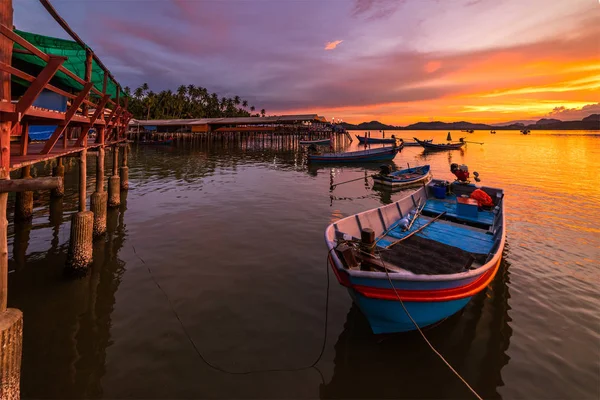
[29,90,67,141]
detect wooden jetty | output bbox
[0,0,131,397]
[128,115,354,146]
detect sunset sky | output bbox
[13,0,600,125]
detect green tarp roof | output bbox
[12,29,126,99]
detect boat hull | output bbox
[372,165,432,188]
[308,146,400,163]
[356,135,396,144]
[414,138,465,151]
[349,289,471,333]
[299,139,331,145]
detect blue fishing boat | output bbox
[299,138,331,145]
[372,165,432,188]
[356,135,397,144]
[308,144,402,163]
[325,178,505,334]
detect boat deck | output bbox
[422,195,494,227]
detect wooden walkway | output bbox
[9,139,128,171]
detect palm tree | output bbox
[233,95,241,106]
[141,82,149,95]
[134,87,143,99]
[260,109,266,117]
[242,100,248,108]
[250,105,255,112]
[124,86,131,95]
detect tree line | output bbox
[123,83,266,120]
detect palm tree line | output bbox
[123,83,266,120]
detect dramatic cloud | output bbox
[545,103,600,120]
[12,0,600,124]
[324,40,343,50]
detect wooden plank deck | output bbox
[9,139,127,171]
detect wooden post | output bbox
[120,144,128,190]
[108,145,120,207]
[51,158,65,197]
[66,149,93,273]
[0,1,23,398]
[90,146,107,237]
[14,166,33,221]
[360,228,375,256]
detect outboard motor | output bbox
[451,163,470,182]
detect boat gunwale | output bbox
[324,184,506,284]
[308,145,400,160]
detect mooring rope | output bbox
[375,248,484,400]
[131,245,329,380]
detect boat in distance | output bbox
[325,179,505,333]
[356,135,397,144]
[139,138,173,145]
[372,165,432,188]
[401,138,432,147]
[414,137,465,151]
[307,144,402,163]
[299,138,331,145]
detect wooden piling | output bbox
[66,149,93,272]
[108,145,120,207]
[0,1,23,398]
[120,144,129,190]
[51,158,65,198]
[90,146,107,238]
[14,166,33,221]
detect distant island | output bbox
[341,114,600,131]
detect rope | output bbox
[132,245,330,378]
[375,248,484,400]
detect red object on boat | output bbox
[470,189,494,207]
[453,169,469,181]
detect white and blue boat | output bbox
[372,165,432,188]
[325,179,505,334]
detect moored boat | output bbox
[325,179,505,334]
[490,130,496,134]
[356,135,397,144]
[299,138,331,145]
[520,129,530,135]
[308,144,402,163]
[401,139,432,147]
[372,165,432,188]
[414,137,465,150]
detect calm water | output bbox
[6,130,600,399]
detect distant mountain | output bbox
[535,118,562,126]
[341,115,599,131]
[491,120,536,127]
[341,121,399,131]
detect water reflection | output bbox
[321,253,512,399]
[8,193,128,398]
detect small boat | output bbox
[490,130,496,134]
[520,129,530,135]
[325,179,505,333]
[414,137,465,151]
[461,129,474,133]
[402,139,432,147]
[356,135,397,144]
[140,138,173,145]
[308,144,402,163]
[299,138,331,145]
[372,165,432,188]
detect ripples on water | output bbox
[6,130,600,399]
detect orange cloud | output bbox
[424,61,441,73]
[324,40,343,50]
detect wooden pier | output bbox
[0,0,131,397]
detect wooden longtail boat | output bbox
[299,138,331,145]
[401,139,432,147]
[372,165,432,188]
[356,135,397,144]
[307,144,402,163]
[325,179,505,333]
[414,137,465,150]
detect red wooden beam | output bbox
[20,122,28,156]
[0,24,49,62]
[73,94,109,147]
[40,82,93,154]
[15,55,65,118]
[0,60,76,101]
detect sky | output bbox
[13,0,600,125]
